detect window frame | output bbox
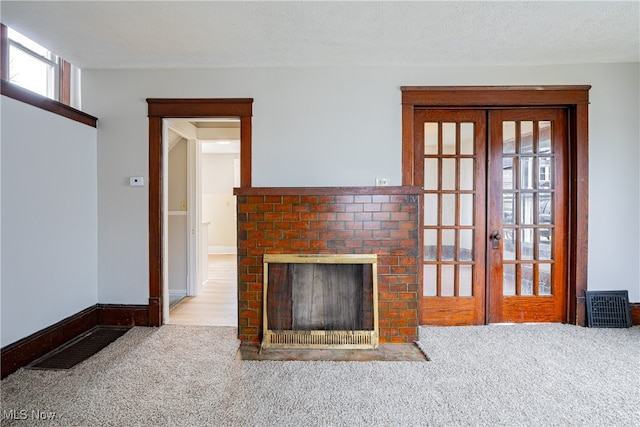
[7,28,59,99]
[0,23,92,127]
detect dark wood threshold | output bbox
[1,303,149,379]
[1,79,97,127]
[630,303,640,326]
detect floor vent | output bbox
[263,330,377,349]
[586,290,631,328]
[28,326,129,370]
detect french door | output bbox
[416,108,568,324]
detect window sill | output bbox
[1,79,97,128]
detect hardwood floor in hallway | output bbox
[168,254,237,327]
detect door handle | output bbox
[491,231,501,248]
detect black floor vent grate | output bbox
[29,326,129,370]
[586,290,631,328]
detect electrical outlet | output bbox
[180,201,187,211]
[375,178,389,186]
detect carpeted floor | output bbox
[1,324,638,426]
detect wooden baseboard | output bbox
[1,303,150,379]
[1,306,97,379]
[630,303,640,326]
[97,304,150,327]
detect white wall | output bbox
[167,215,187,294]
[82,63,640,303]
[1,96,98,347]
[202,153,238,249]
[168,139,187,211]
[168,139,187,294]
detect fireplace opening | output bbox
[262,254,378,349]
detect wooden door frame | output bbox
[147,98,253,326]
[401,86,590,326]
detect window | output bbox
[8,28,58,99]
[2,25,74,105]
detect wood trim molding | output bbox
[148,115,163,327]
[569,104,590,326]
[1,304,149,379]
[401,86,591,107]
[97,304,150,327]
[401,104,415,186]
[401,85,591,326]
[240,116,252,187]
[1,306,96,378]
[630,303,640,326]
[1,79,97,127]
[147,98,253,326]
[147,98,253,118]
[0,24,8,81]
[59,58,71,105]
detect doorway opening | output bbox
[165,118,240,326]
[147,98,253,327]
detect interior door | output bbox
[415,110,487,325]
[416,108,568,325]
[488,109,567,323]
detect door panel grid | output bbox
[488,109,568,323]
[500,120,555,297]
[416,107,567,325]
[416,110,486,326]
[422,122,478,297]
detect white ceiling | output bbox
[1,1,638,69]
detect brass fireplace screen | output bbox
[262,254,379,349]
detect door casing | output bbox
[147,98,253,327]
[401,86,590,325]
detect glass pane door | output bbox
[416,110,486,325]
[488,109,568,323]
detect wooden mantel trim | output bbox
[234,186,423,196]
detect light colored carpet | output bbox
[1,324,638,426]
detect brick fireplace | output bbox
[234,186,421,344]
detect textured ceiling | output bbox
[1,1,638,69]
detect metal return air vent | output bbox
[264,330,376,349]
[586,291,631,328]
[29,326,129,370]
